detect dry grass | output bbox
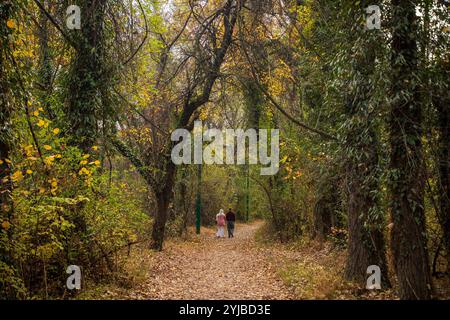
[255,225,398,300]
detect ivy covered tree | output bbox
[389,0,432,299]
[340,0,389,286]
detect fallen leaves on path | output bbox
[99,221,296,300]
[88,221,405,300]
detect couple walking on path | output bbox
[216,208,236,238]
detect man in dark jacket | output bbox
[226,208,236,238]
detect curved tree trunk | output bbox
[149,1,240,250]
[113,0,240,251]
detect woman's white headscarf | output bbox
[218,209,224,215]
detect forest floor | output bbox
[81,220,405,300]
[89,221,297,299]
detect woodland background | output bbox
[0,0,449,300]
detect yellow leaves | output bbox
[78,167,91,176]
[295,4,315,38]
[43,145,52,151]
[53,128,60,135]
[6,19,15,29]
[80,160,88,165]
[1,220,11,231]
[47,178,58,195]
[33,111,39,117]
[12,170,24,183]
[82,154,90,159]
[267,77,284,97]
[55,154,62,159]
[37,119,46,127]
[89,160,101,167]
[24,144,35,157]
[199,109,208,121]
[60,216,73,232]
[92,146,98,151]
[44,155,55,166]
[26,169,33,175]
[0,159,3,165]
[263,61,293,97]
[128,233,138,243]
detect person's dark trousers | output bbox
[227,221,235,238]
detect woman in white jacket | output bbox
[216,209,226,238]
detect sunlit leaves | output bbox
[6,19,15,29]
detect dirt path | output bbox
[120,221,295,300]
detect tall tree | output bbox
[0,0,18,299]
[433,57,450,274]
[66,0,108,151]
[389,0,432,299]
[0,0,13,237]
[114,0,242,250]
[343,0,389,286]
[36,0,54,120]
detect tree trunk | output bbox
[151,193,170,251]
[36,0,55,120]
[343,0,388,286]
[433,60,450,275]
[0,0,13,235]
[313,194,335,241]
[150,159,176,251]
[66,0,107,151]
[0,1,16,299]
[345,165,389,285]
[344,112,389,286]
[389,0,432,299]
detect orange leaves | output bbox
[1,220,11,231]
[6,19,15,29]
